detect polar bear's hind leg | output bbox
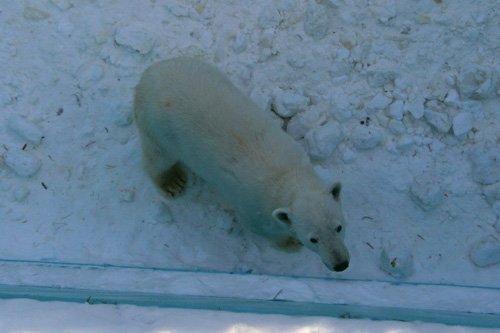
[139,131,187,198]
[156,162,188,198]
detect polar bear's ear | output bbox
[331,182,342,202]
[272,208,292,228]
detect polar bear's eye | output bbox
[336,225,342,233]
[310,237,318,244]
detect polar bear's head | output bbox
[272,182,350,272]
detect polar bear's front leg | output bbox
[275,237,302,252]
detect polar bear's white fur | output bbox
[134,57,350,272]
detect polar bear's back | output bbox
[134,57,309,209]
[135,58,264,151]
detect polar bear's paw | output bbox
[276,237,303,252]
[156,162,188,198]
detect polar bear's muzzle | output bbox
[320,238,350,272]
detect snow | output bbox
[469,236,500,268]
[457,64,498,100]
[114,25,156,55]
[452,112,473,137]
[0,0,499,330]
[469,141,500,185]
[379,243,414,279]
[305,121,344,160]
[366,93,392,114]
[349,124,385,150]
[3,149,42,178]
[409,171,444,211]
[7,114,44,145]
[274,89,311,118]
[424,109,452,134]
[1,299,498,333]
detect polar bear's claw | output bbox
[157,162,187,198]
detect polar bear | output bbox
[134,57,350,272]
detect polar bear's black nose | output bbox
[334,261,349,272]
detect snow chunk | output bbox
[50,0,73,10]
[351,125,384,150]
[112,104,133,127]
[404,95,425,119]
[4,150,42,177]
[275,0,303,28]
[370,70,398,88]
[379,243,414,279]
[409,172,444,211]
[23,6,50,21]
[458,64,497,100]
[164,2,190,17]
[155,203,174,225]
[115,26,155,55]
[287,54,306,69]
[258,29,275,49]
[305,122,343,160]
[76,62,105,89]
[370,0,397,24]
[249,87,272,113]
[494,201,500,215]
[387,119,406,135]
[416,14,432,25]
[470,236,500,268]
[424,110,451,134]
[336,47,350,60]
[303,3,330,40]
[338,145,356,163]
[0,86,16,106]
[396,135,415,152]
[7,115,44,145]
[366,93,392,113]
[339,32,357,50]
[13,187,30,202]
[273,90,310,118]
[452,112,473,137]
[444,89,461,107]
[329,96,353,122]
[388,100,404,120]
[258,5,280,29]
[287,108,328,140]
[114,112,133,127]
[496,218,500,233]
[469,141,500,185]
[232,34,247,54]
[119,188,135,202]
[483,182,500,206]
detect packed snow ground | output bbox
[0,299,498,333]
[0,0,499,324]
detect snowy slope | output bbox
[0,0,499,302]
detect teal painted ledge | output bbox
[0,260,499,328]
